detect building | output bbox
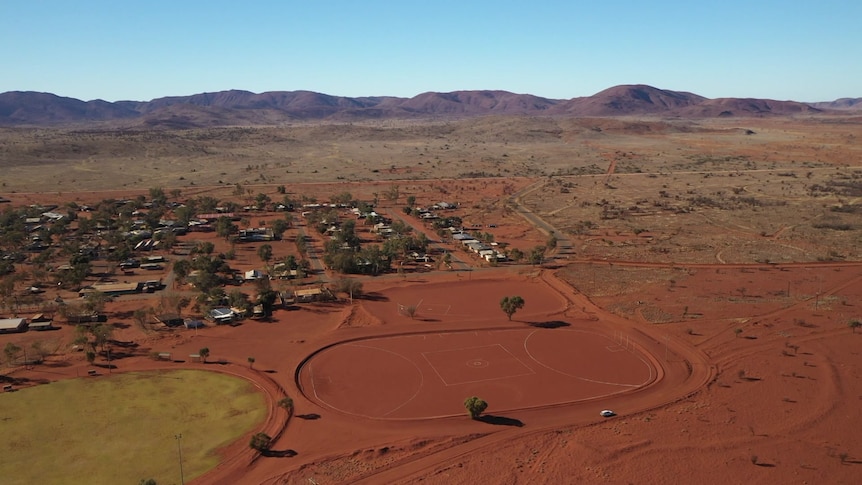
[27,320,56,331]
[207,307,236,325]
[0,318,27,334]
[157,314,185,327]
[79,282,142,297]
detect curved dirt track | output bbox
[249,269,714,485]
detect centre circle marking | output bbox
[467,358,489,368]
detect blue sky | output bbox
[2,1,859,102]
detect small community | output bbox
[0,184,550,370]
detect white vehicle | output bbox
[600,409,616,417]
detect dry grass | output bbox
[0,369,265,485]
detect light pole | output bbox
[175,434,185,485]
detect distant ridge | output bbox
[0,84,851,127]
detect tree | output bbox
[734,328,743,338]
[172,259,191,283]
[4,342,21,366]
[270,219,289,240]
[500,296,525,321]
[139,479,158,485]
[82,291,109,314]
[30,340,50,362]
[256,284,278,317]
[199,347,210,363]
[90,324,114,357]
[278,396,294,412]
[257,244,273,264]
[849,320,861,333]
[441,251,452,270]
[249,432,272,452]
[546,233,558,253]
[385,184,400,205]
[333,277,363,301]
[247,356,255,369]
[216,216,236,241]
[132,308,150,332]
[464,396,488,419]
[149,187,167,207]
[528,245,546,266]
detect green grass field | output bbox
[0,369,266,485]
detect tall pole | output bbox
[175,434,185,485]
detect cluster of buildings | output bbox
[451,230,507,262]
[0,315,55,334]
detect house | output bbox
[244,269,266,281]
[236,228,274,242]
[293,287,333,303]
[207,308,235,325]
[0,318,27,334]
[157,314,185,327]
[466,241,490,253]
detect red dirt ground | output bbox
[3,179,862,484]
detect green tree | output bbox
[228,290,252,314]
[257,244,273,264]
[249,432,272,452]
[278,396,294,412]
[139,478,158,485]
[254,192,271,210]
[464,396,488,419]
[149,187,167,207]
[256,286,278,317]
[528,245,546,266]
[247,356,255,369]
[82,291,109,314]
[199,347,210,363]
[172,259,191,283]
[270,219,289,240]
[507,247,524,263]
[500,296,525,321]
[195,241,215,256]
[216,216,236,241]
[849,320,861,333]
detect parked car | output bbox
[600,410,616,417]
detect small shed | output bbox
[157,314,185,327]
[244,269,266,281]
[28,320,56,331]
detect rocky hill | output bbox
[0,84,851,127]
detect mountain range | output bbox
[0,84,859,128]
